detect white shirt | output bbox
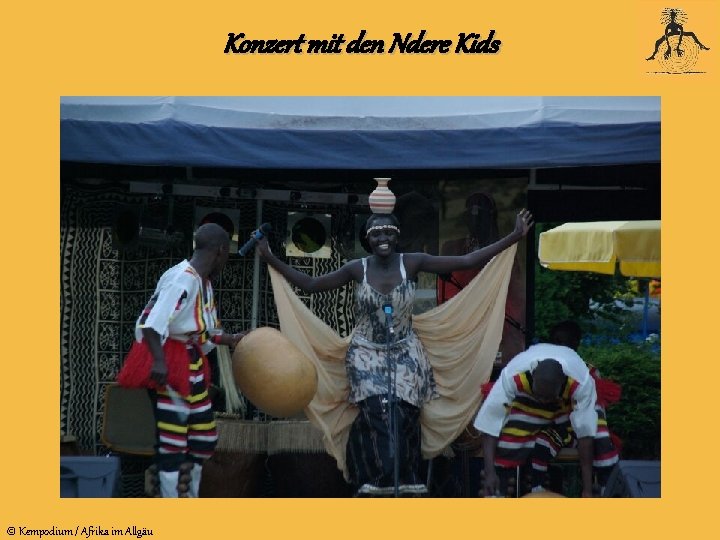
[135,260,219,354]
[473,343,598,438]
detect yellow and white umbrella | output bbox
[538,220,660,279]
[538,220,661,336]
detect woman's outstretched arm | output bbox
[256,237,359,293]
[408,209,533,275]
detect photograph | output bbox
[3,1,717,539]
[60,96,660,500]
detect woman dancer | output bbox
[257,208,532,495]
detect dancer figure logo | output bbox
[646,8,711,74]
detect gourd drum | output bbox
[232,327,318,417]
[521,491,566,498]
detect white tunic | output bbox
[135,260,220,355]
[473,343,598,439]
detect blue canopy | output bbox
[60,97,660,169]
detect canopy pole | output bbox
[642,279,650,338]
[250,198,263,330]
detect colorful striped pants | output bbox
[495,395,619,486]
[151,347,218,472]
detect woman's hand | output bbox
[256,237,272,261]
[513,209,534,238]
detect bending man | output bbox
[475,342,603,497]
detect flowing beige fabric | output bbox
[269,244,516,477]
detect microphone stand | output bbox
[383,303,399,497]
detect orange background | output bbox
[2,0,718,538]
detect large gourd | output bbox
[521,491,566,498]
[232,327,318,417]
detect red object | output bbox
[481,369,624,454]
[437,268,480,304]
[589,368,622,407]
[117,339,211,396]
[482,369,621,407]
[481,381,495,398]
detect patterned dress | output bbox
[346,255,437,406]
[345,255,438,493]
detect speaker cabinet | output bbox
[285,212,331,258]
[194,206,241,253]
[113,204,185,250]
[603,460,660,497]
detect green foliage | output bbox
[534,224,635,340]
[534,267,634,340]
[579,342,661,459]
[532,224,660,460]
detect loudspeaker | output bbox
[113,203,184,250]
[285,212,331,258]
[194,206,241,253]
[603,460,660,498]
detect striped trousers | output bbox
[151,346,218,472]
[495,396,619,486]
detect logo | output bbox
[645,8,710,73]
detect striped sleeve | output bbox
[137,280,194,341]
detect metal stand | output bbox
[383,303,399,497]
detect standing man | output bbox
[118,223,245,497]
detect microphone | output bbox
[382,302,394,335]
[238,223,272,256]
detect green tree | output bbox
[533,224,634,340]
[533,225,660,462]
[579,342,661,459]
